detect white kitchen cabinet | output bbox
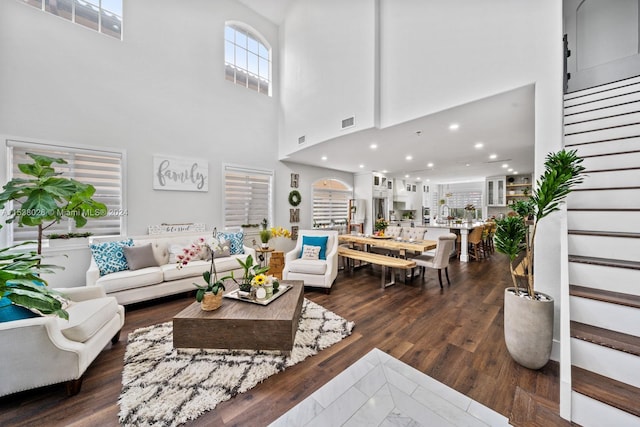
[486,176,506,206]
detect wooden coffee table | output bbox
[172,280,304,353]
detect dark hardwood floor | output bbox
[0,253,572,426]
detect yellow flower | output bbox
[252,274,267,286]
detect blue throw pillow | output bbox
[90,239,134,276]
[216,231,245,255]
[301,235,328,260]
[0,296,38,323]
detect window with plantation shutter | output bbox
[312,179,351,230]
[223,165,273,229]
[5,140,125,244]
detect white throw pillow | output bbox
[301,245,321,260]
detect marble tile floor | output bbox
[270,348,512,427]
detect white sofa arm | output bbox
[58,286,107,302]
[86,257,100,287]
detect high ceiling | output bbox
[238,1,536,184]
[283,85,535,183]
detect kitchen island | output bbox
[425,222,486,262]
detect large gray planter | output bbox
[503,287,554,370]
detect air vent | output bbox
[298,135,306,144]
[341,116,355,129]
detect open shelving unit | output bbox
[506,174,532,204]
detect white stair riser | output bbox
[564,82,640,107]
[581,151,640,171]
[567,189,640,209]
[565,111,640,134]
[568,211,640,233]
[565,123,640,146]
[568,263,640,295]
[572,391,640,427]
[567,136,640,155]
[580,169,640,189]
[570,296,640,336]
[571,338,640,388]
[565,92,640,115]
[565,76,640,100]
[568,234,640,263]
[565,101,640,125]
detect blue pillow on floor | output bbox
[300,235,328,260]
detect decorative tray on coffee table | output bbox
[223,283,292,306]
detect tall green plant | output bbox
[0,153,107,254]
[495,149,585,299]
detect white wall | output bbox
[279,0,378,157]
[0,0,352,287]
[279,0,564,342]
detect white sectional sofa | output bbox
[86,232,255,305]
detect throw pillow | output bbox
[90,239,134,276]
[0,297,38,323]
[216,231,245,255]
[300,235,328,260]
[123,243,159,270]
[301,245,321,260]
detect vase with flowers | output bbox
[374,218,389,236]
[234,254,270,298]
[251,273,280,300]
[176,228,232,311]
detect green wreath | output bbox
[288,190,302,206]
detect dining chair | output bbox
[412,233,457,288]
[401,227,427,241]
[467,226,485,260]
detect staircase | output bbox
[564,75,640,426]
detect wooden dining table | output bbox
[338,234,437,258]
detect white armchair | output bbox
[0,285,124,397]
[282,230,339,293]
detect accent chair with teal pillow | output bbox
[283,230,339,292]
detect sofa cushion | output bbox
[286,259,327,275]
[90,239,134,276]
[217,231,244,255]
[162,260,210,281]
[301,235,328,260]
[57,297,118,342]
[123,244,159,270]
[96,267,164,293]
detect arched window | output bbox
[224,22,271,96]
[312,179,352,233]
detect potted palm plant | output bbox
[494,149,585,369]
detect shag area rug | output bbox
[118,299,355,427]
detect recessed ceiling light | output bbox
[427,162,434,168]
[359,164,365,168]
[449,123,459,131]
[502,164,509,168]
[489,154,497,160]
[370,143,377,149]
[406,155,413,161]
[405,174,410,178]
[426,179,430,182]
[321,156,327,161]
[416,177,421,181]
[508,168,513,172]
[474,142,484,149]
[382,170,388,174]
[465,163,471,167]
[513,171,519,175]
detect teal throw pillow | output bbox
[90,239,134,276]
[216,231,244,255]
[301,235,328,260]
[0,296,38,323]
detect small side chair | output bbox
[411,233,457,288]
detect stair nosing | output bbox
[568,256,640,270]
[570,321,640,357]
[568,230,640,239]
[565,134,640,147]
[564,109,640,126]
[564,121,640,137]
[569,284,640,310]
[571,366,640,418]
[580,149,640,159]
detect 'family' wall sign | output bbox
[153,155,209,192]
